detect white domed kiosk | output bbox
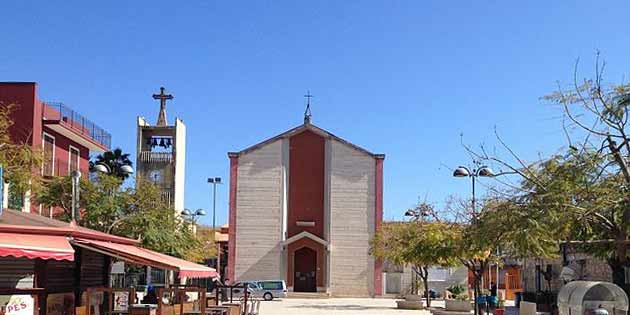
[558,281,628,315]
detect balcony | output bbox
[42,102,111,152]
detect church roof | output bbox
[228,122,385,159]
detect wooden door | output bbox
[293,247,317,292]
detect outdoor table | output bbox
[130,304,158,315]
[205,296,216,307]
[181,307,228,315]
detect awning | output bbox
[0,232,74,261]
[72,238,217,278]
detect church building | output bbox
[227,109,384,297]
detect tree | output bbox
[0,104,42,207]
[464,54,630,295]
[371,218,460,306]
[35,174,216,262]
[90,148,133,180]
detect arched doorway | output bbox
[293,247,317,292]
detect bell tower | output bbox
[136,87,186,213]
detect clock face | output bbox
[149,170,161,183]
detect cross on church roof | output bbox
[153,87,173,126]
[304,90,313,124]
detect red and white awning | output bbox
[0,232,74,261]
[72,238,218,278]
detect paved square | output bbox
[259,298,434,315]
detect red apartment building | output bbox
[0,82,111,216]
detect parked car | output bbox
[254,280,287,301]
[227,282,258,299]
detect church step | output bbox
[286,292,331,299]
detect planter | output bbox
[396,300,425,310]
[445,300,473,312]
[404,294,423,302]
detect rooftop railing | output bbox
[43,102,112,149]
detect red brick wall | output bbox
[288,130,325,238]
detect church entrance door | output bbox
[293,247,317,292]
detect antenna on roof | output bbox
[304,90,313,124]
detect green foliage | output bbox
[447,284,468,300]
[371,221,461,268]
[494,149,630,262]
[371,220,463,306]
[35,174,216,262]
[90,148,134,180]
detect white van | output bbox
[254,280,287,301]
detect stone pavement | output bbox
[259,298,437,315]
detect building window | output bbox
[42,133,55,176]
[69,146,80,173]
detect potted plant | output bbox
[445,285,472,312]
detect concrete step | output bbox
[286,292,331,299]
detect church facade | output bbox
[227,117,384,297]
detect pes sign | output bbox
[0,295,35,315]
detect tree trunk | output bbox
[605,137,630,296]
[413,265,431,307]
[609,258,630,297]
[420,266,431,307]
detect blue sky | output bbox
[2,1,629,226]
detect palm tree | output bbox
[90,148,133,180]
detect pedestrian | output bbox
[490,282,497,297]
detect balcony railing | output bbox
[43,102,112,149]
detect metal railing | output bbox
[43,102,112,149]
[139,151,174,163]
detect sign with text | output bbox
[113,292,129,312]
[0,295,35,315]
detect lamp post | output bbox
[453,162,496,315]
[404,206,430,221]
[71,170,81,222]
[207,177,222,231]
[182,208,206,225]
[452,162,495,215]
[87,163,134,223]
[93,163,134,177]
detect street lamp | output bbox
[93,163,134,176]
[77,163,134,224]
[182,208,206,225]
[404,207,430,221]
[207,177,222,231]
[452,163,495,215]
[452,162,497,312]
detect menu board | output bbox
[46,293,74,315]
[0,295,35,315]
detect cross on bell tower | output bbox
[304,90,313,124]
[153,87,174,127]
